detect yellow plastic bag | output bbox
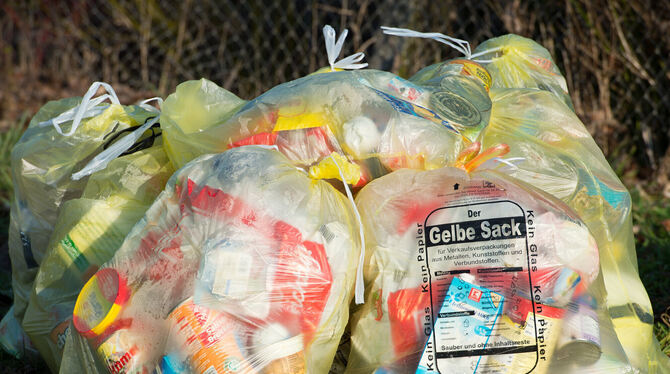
[161,27,482,188]
[481,88,670,372]
[472,34,574,110]
[2,93,154,358]
[161,72,475,189]
[386,27,668,369]
[61,147,361,374]
[347,167,634,373]
[161,78,247,169]
[22,143,174,372]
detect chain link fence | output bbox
[1,0,669,182]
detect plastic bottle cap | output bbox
[73,268,130,339]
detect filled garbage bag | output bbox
[61,146,361,374]
[481,88,670,371]
[471,34,574,110]
[161,68,489,187]
[1,95,156,358]
[21,142,174,372]
[346,167,638,374]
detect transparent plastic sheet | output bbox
[60,147,361,374]
[21,143,174,372]
[346,167,634,373]
[0,306,39,359]
[160,69,493,188]
[2,98,155,358]
[481,88,670,372]
[160,78,247,169]
[470,34,574,111]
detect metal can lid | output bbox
[557,340,602,366]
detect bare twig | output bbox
[608,0,656,86]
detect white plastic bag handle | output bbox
[329,154,366,305]
[71,115,161,180]
[323,25,368,71]
[65,84,166,180]
[480,157,526,172]
[468,46,504,63]
[39,82,121,136]
[138,97,163,113]
[38,98,108,131]
[381,26,472,59]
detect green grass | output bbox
[630,185,670,357]
[0,113,24,302]
[657,321,670,356]
[657,322,670,356]
[631,187,670,316]
[0,113,26,209]
[0,114,49,373]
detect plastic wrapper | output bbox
[472,34,574,110]
[161,69,489,187]
[61,146,361,374]
[21,143,174,372]
[0,305,39,359]
[347,167,634,373]
[481,88,670,372]
[1,97,155,358]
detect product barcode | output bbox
[319,224,335,243]
[393,269,406,282]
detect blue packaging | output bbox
[416,276,504,373]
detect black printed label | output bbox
[417,200,540,373]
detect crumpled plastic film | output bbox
[161,69,489,187]
[0,305,38,360]
[481,87,670,372]
[472,34,574,111]
[2,98,154,358]
[346,167,634,373]
[160,78,247,169]
[22,143,174,372]
[61,146,361,374]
